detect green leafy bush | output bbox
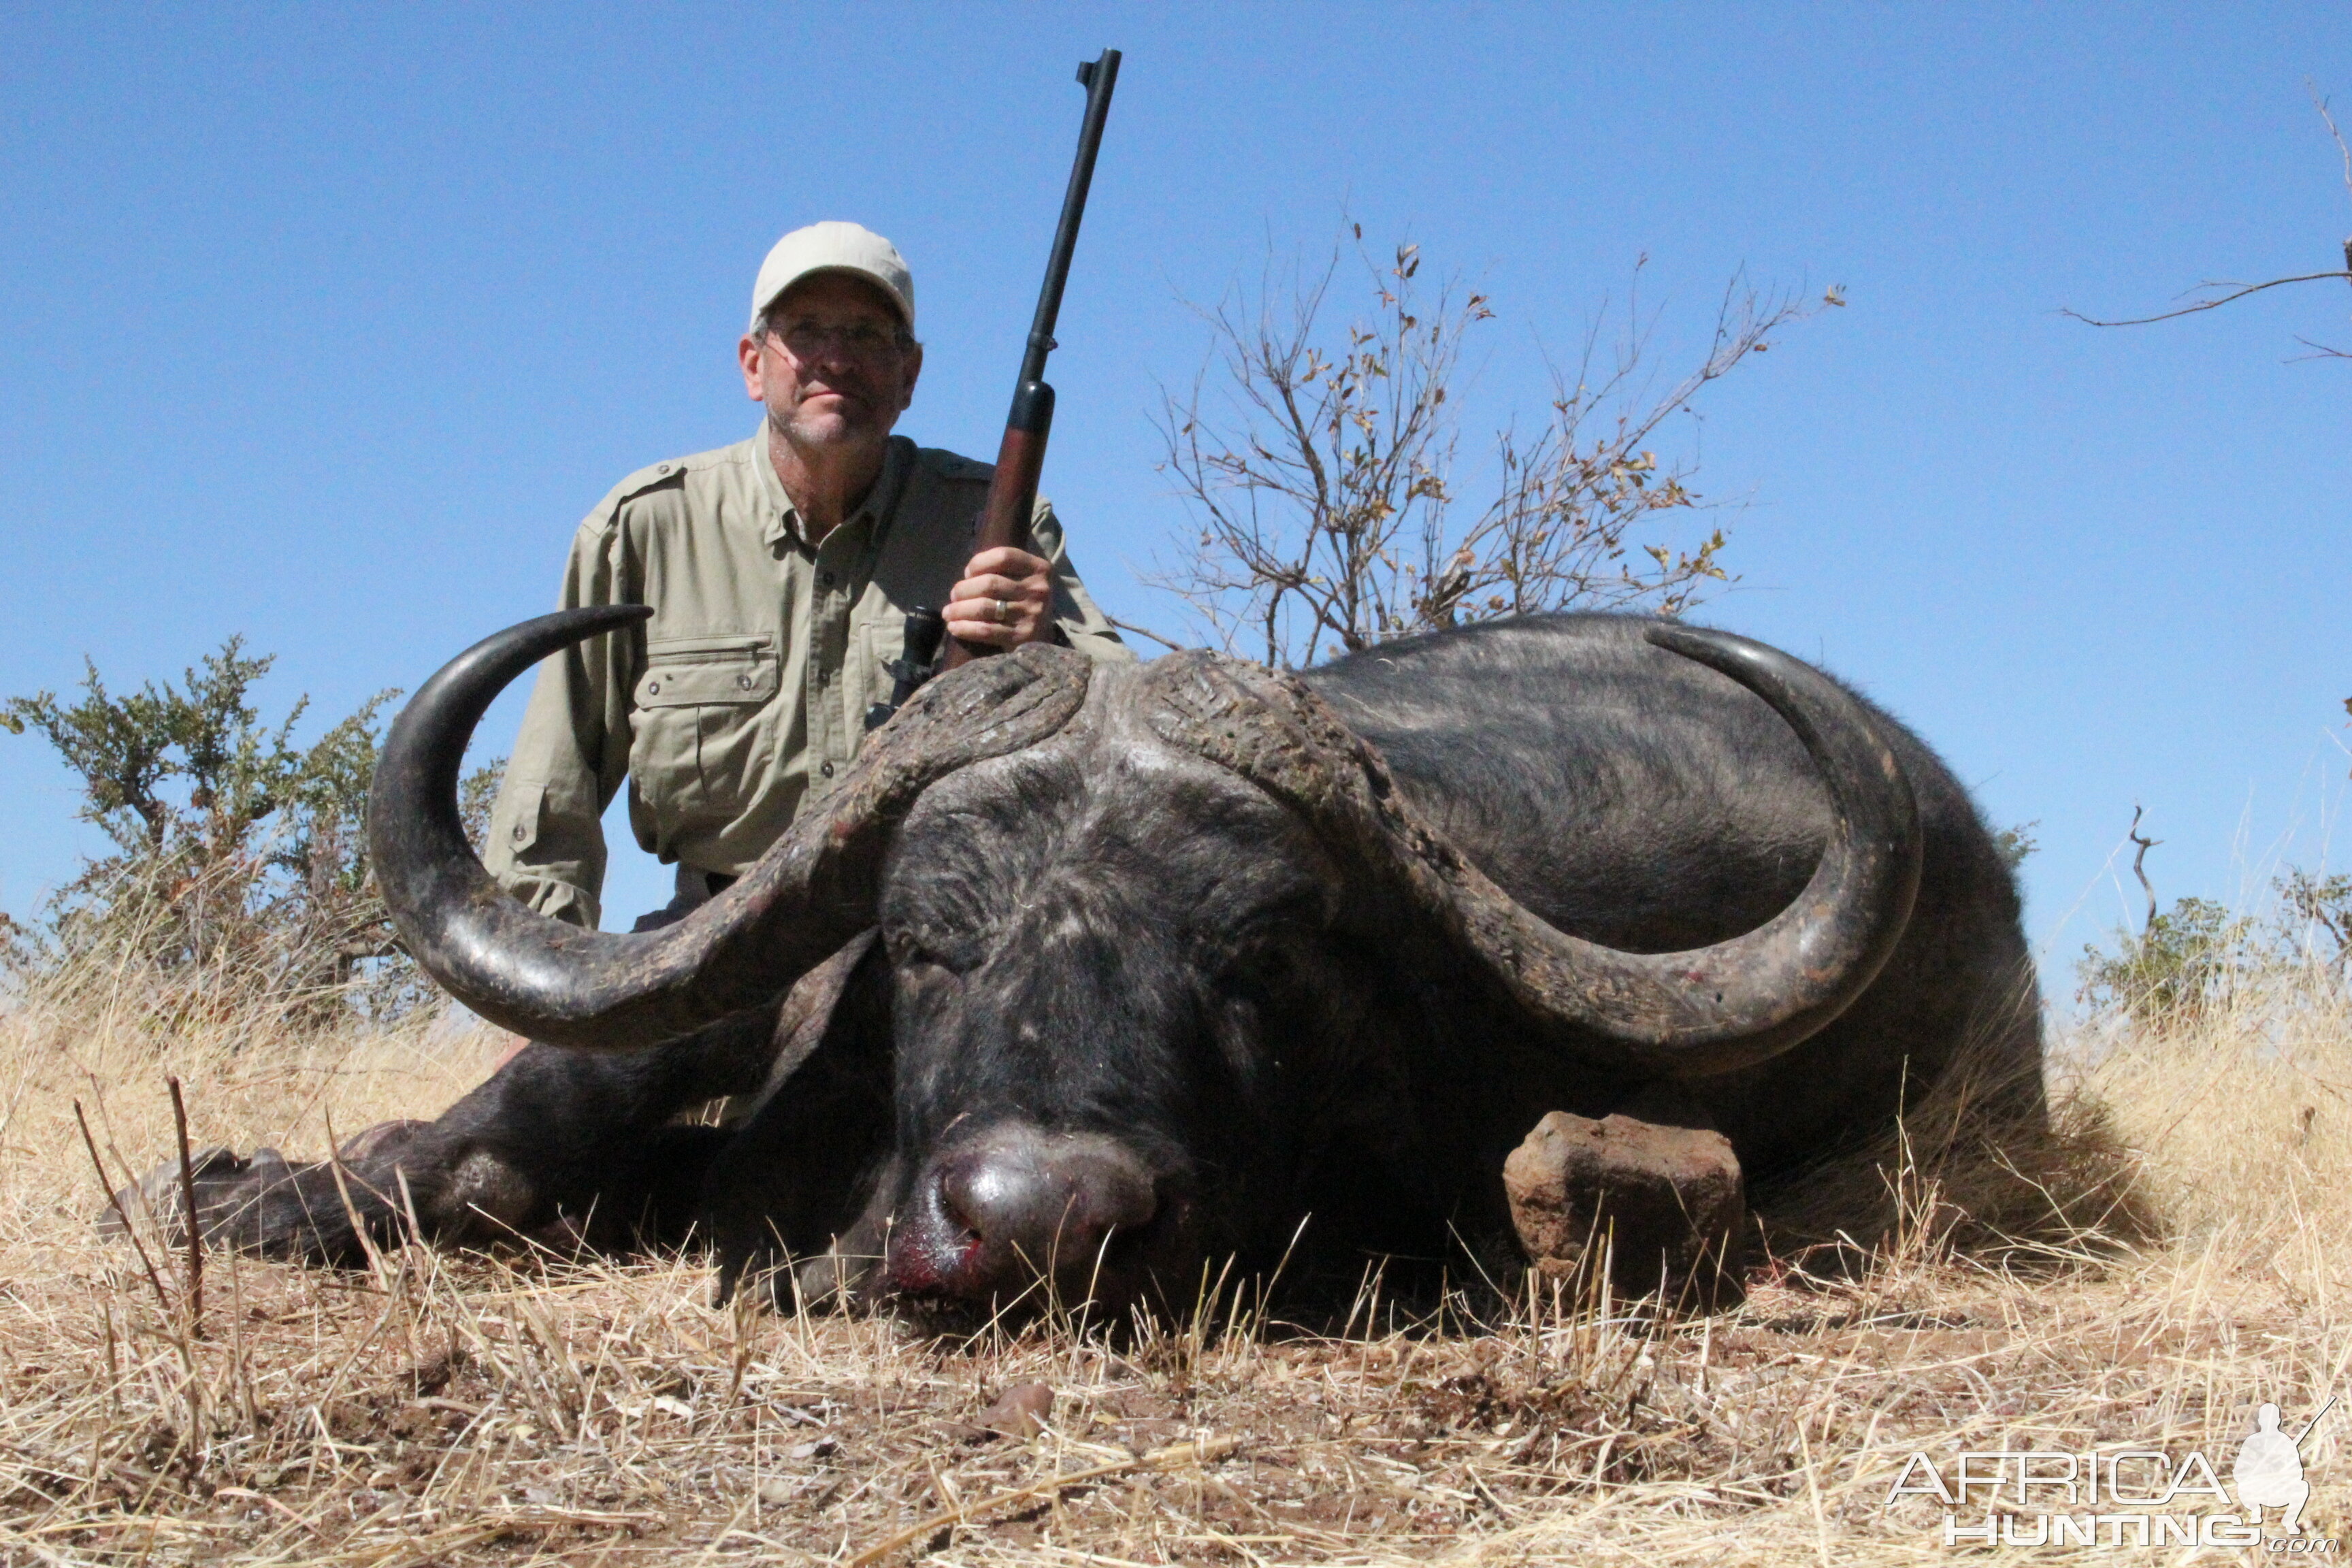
[2077,897,2259,1028]
[2,639,501,1022]
[2078,874,2351,1030]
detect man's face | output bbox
[739,272,923,453]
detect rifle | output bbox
[863,605,947,732]
[938,46,1122,673]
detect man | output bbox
[485,221,1132,932]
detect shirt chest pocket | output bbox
[630,634,781,821]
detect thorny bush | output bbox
[2,638,502,1024]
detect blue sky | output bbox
[3,4,2346,985]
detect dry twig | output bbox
[168,1075,203,1336]
[846,1435,1246,1567]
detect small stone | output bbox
[1503,1110,1746,1308]
[787,1437,838,1462]
[978,1382,1054,1439]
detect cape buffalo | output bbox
[127,610,2041,1315]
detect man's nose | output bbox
[806,337,860,372]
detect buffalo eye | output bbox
[1215,939,1305,1019]
[1213,900,1320,994]
[884,926,947,971]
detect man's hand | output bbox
[945,546,1055,649]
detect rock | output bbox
[978,1382,1054,1439]
[1503,1111,1746,1308]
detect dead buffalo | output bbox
[125,609,2040,1313]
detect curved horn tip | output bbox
[496,603,655,661]
[1644,621,1765,670]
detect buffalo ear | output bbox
[706,928,894,1301]
[753,929,885,1106]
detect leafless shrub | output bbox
[1145,229,1840,668]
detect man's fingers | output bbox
[945,561,1050,647]
[943,612,1022,648]
[943,563,1049,645]
[964,546,1050,578]
[952,572,1043,602]
[944,594,1042,629]
[947,541,1050,650]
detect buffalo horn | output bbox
[1141,625,1921,1079]
[368,610,1091,1049]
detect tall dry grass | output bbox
[0,945,2346,1565]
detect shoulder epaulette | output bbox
[612,458,691,506]
[581,454,697,535]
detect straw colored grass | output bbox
[1,956,2345,1565]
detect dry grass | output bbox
[1,957,2347,1565]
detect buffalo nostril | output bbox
[936,1163,1003,1240]
[935,1168,984,1239]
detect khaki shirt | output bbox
[483,429,1132,930]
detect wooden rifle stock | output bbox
[942,48,1120,672]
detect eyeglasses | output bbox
[766,320,909,359]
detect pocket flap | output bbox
[646,633,775,659]
[637,636,780,708]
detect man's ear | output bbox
[740,334,767,402]
[897,342,924,412]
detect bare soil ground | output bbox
[1,966,2345,1565]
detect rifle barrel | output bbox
[943,49,1121,673]
[1019,49,1121,390]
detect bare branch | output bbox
[2312,80,2352,208]
[2066,86,2352,340]
[2127,805,2161,934]
[1103,615,1192,653]
[2061,271,2352,329]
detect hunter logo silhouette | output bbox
[2235,1396,2332,1535]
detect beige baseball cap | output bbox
[748,221,915,333]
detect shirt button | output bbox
[736,672,753,689]
[511,823,527,842]
[819,760,835,779]
[646,680,660,695]
[820,571,836,589]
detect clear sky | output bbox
[3,4,2346,988]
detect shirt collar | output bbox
[753,425,913,554]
